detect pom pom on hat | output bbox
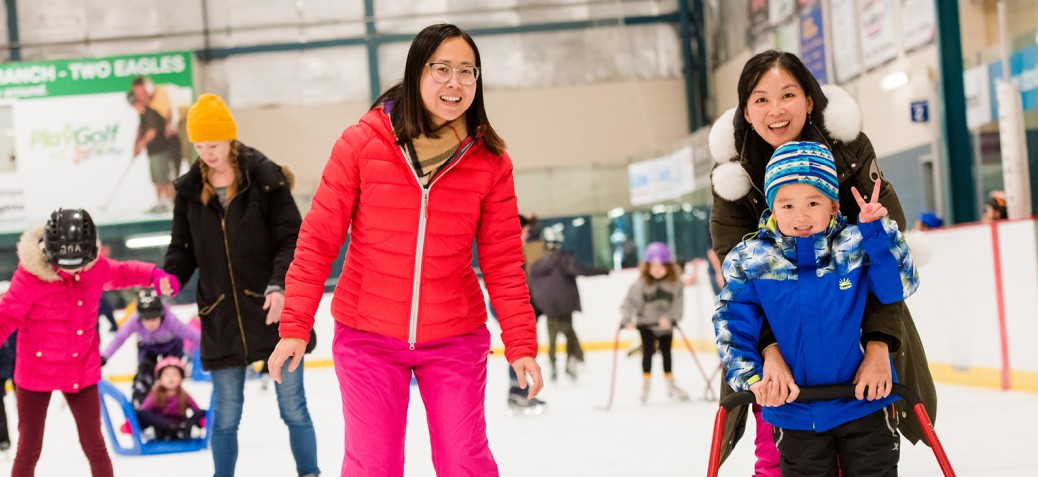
[764,141,839,209]
[187,93,237,143]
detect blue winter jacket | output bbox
[713,211,918,432]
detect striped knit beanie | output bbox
[764,141,839,209]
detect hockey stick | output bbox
[99,157,139,212]
[596,327,623,411]
[707,384,956,477]
[673,324,718,401]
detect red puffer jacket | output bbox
[281,107,537,363]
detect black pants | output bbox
[136,408,205,440]
[546,314,582,365]
[773,407,900,477]
[637,327,673,374]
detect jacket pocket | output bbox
[243,289,265,298]
[198,294,225,316]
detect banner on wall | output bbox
[800,7,828,84]
[830,0,862,83]
[965,65,992,129]
[750,0,770,35]
[857,0,897,71]
[900,0,936,52]
[628,146,695,206]
[0,51,193,228]
[769,0,795,26]
[987,43,1038,117]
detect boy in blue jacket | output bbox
[713,141,919,476]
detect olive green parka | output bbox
[708,85,938,465]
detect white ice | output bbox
[0,345,1034,476]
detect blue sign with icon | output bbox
[910,100,929,123]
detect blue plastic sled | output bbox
[97,379,215,456]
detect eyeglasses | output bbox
[427,62,480,86]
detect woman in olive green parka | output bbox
[708,50,937,468]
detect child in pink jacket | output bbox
[0,209,179,477]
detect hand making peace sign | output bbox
[851,179,888,224]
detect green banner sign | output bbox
[0,51,193,100]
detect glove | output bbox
[152,268,181,297]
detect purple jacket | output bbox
[141,391,201,423]
[0,225,157,393]
[102,308,200,360]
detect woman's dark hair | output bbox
[733,50,828,164]
[372,23,505,156]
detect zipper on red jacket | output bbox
[398,139,475,350]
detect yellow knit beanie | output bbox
[186,93,237,143]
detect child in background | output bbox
[621,242,690,403]
[137,356,205,441]
[528,226,610,381]
[0,208,179,477]
[102,288,199,406]
[713,142,918,475]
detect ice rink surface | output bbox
[1,345,1035,476]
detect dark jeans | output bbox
[773,407,900,477]
[13,385,112,477]
[546,313,583,365]
[637,327,673,374]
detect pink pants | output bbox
[332,322,498,477]
[753,404,781,477]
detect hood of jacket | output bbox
[16,224,98,283]
[709,85,863,202]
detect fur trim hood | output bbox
[709,85,863,201]
[16,224,97,282]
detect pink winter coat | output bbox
[0,225,158,393]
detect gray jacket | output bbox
[620,278,684,332]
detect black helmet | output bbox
[136,288,164,320]
[43,208,98,269]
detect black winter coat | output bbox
[527,250,609,317]
[164,144,306,371]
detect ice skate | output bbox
[640,376,651,404]
[507,387,547,416]
[666,377,690,401]
[565,357,579,381]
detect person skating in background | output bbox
[982,190,1008,222]
[714,141,919,476]
[914,211,944,231]
[505,213,547,415]
[0,208,178,477]
[0,281,12,453]
[101,288,200,407]
[620,242,689,403]
[528,225,609,382]
[163,93,320,477]
[136,356,205,442]
[268,24,542,476]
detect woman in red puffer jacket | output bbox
[268,24,542,477]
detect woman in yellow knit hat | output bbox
[162,93,320,477]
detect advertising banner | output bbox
[900,0,936,52]
[800,6,828,84]
[830,0,862,83]
[0,51,193,228]
[857,0,897,71]
[628,146,695,206]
